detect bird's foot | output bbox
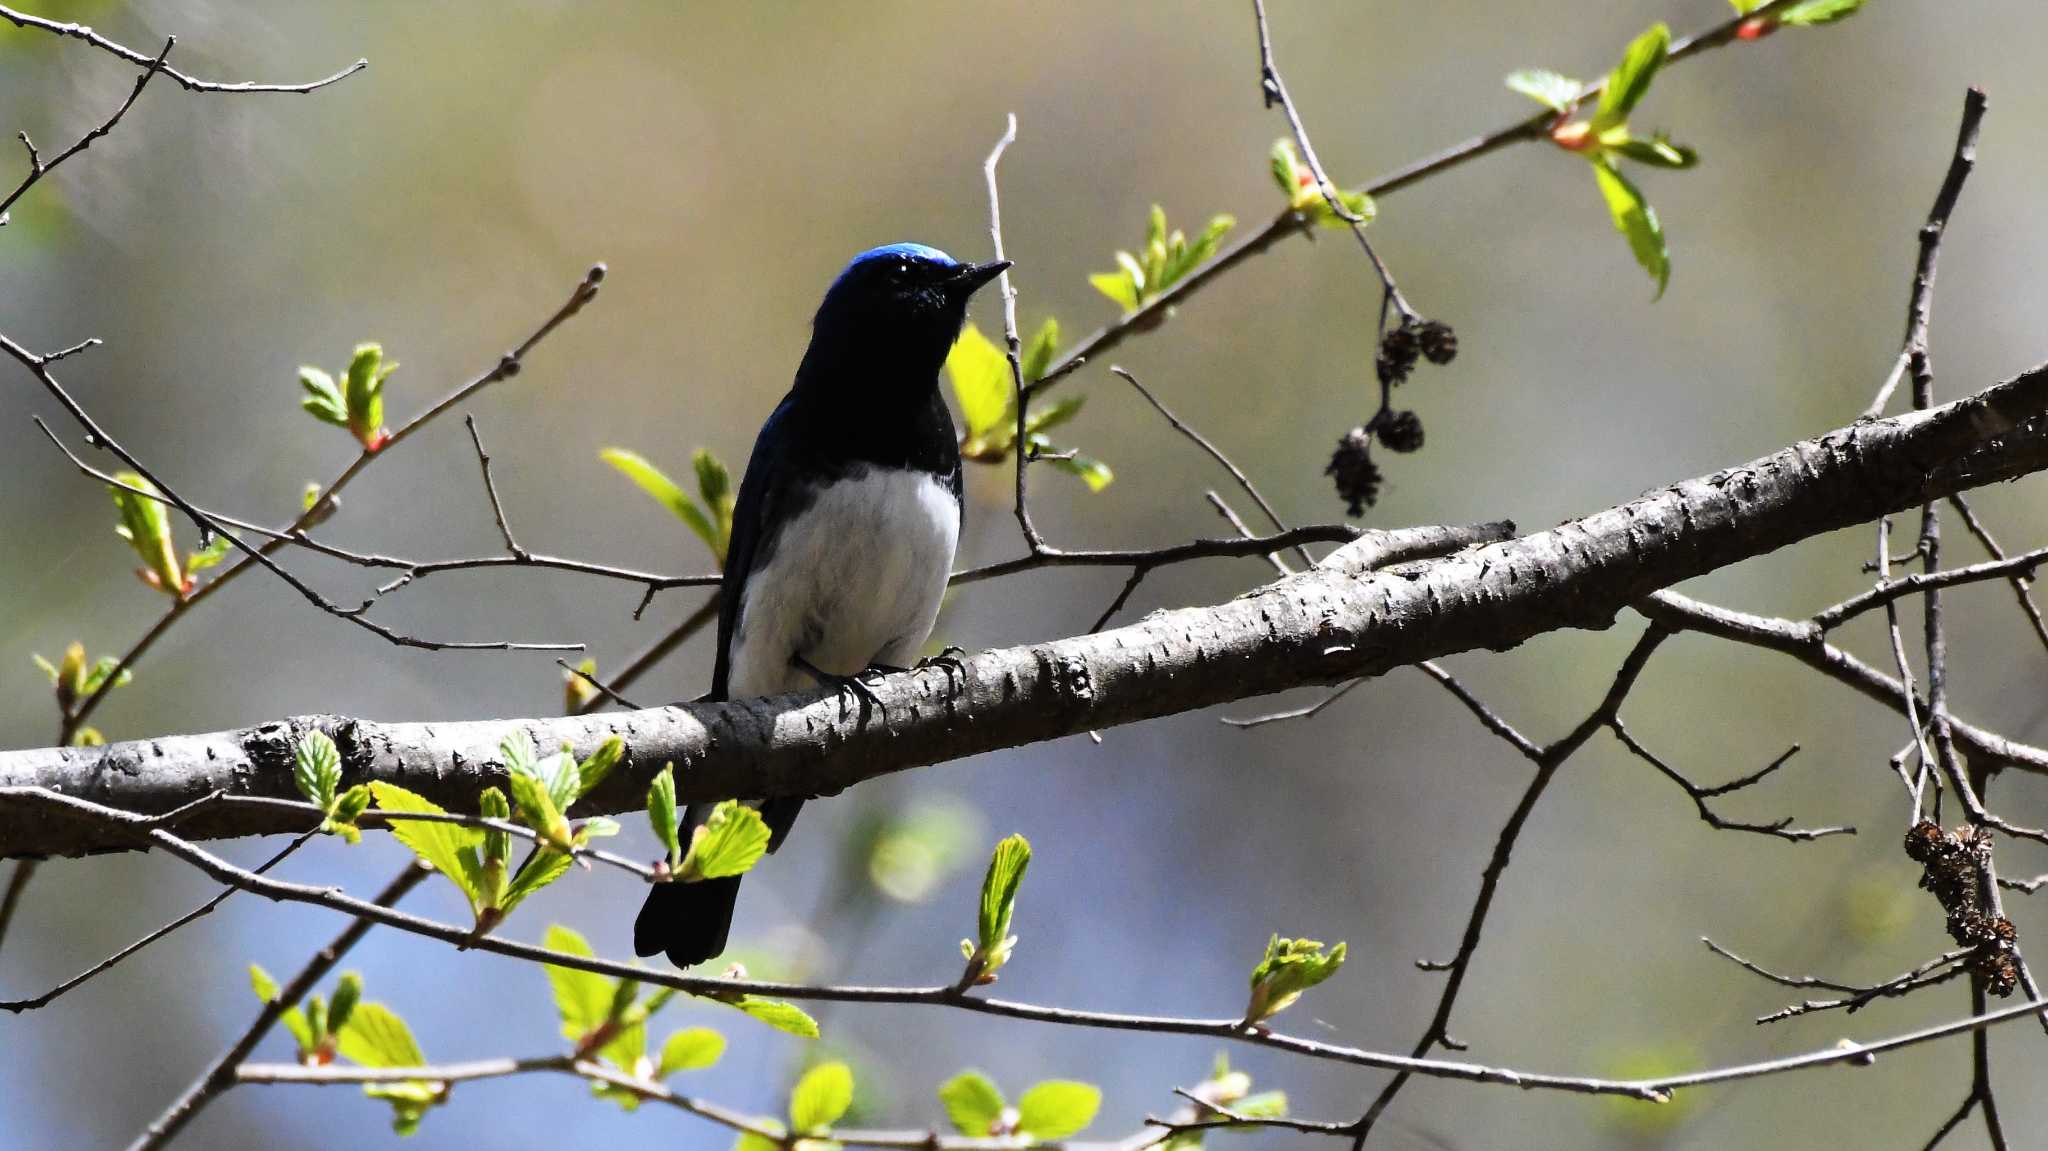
[793,654,887,716]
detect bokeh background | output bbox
[4,2,2048,1148]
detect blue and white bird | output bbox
[634,242,1010,968]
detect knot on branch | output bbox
[1905,821,2019,996]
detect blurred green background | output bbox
[4,1,2048,1147]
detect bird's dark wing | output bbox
[703,391,808,851]
[709,391,800,702]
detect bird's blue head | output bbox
[804,243,1011,386]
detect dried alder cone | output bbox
[1904,820,2020,996]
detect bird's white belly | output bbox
[727,466,960,698]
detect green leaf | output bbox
[367,782,484,906]
[508,768,574,853]
[657,1027,727,1077]
[680,801,771,881]
[333,785,372,821]
[344,343,393,446]
[1729,0,1766,11]
[1016,1080,1101,1141]
[1039,450,1114,493]
[110,471,184,596]
[185,534,232,574]
[1781,0,1868,24]
[541,924,614,1038]
[77,655,132,697]
[503,848,575,913]
[790,1061,854,1132]
[1114,250,1147,297]
[1020,317,1060,384]
[327,783,372,844]
[1023,396,1083,437]
[966,834,1031,980]
[938,1071,1006,1137]
[279,1004,316,1057]
[479,787,511,867]
[727,996,820,1038]
[1506,69,1583,113]
[1593,23,1669,133]
[365,1081,442,1136]
[1088,270,1140,313]
[945,323,1014,441]
[601,448,722,557]
[328,971,362,1034]
[1236,1090,1289,1118]
[342,1001,442,1136]
[1174,213,1235,275]
[338,1001,426,1067]
[298,366,347,426]
[249,964,281,1004]
[293,731,342,811]
[1245,936,1348,1024]
[1590,155,1669,297]
[648,764,682,868]
[691,449,736,564]
[541,750,581,815]
[734,1125,785,1151]
[1609,134,1698,169]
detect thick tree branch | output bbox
[6,364,2048,857]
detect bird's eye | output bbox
[895,262,910,279]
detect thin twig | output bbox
[0,860,36,960]
[1609,723,1850,841]
[1250,0,1412,320]
[0,36,173,221]
[0,5,365,94]
[1350,628,1671,1143]
[0,833,315,1012]
[556,659,642,712]
[1947,493,2048,653]
[465,415,527,560]
[1114,365,1308,568]
[1703,938,1972,1023]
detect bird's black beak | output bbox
[946,259,1012,300]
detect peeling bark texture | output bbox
[4,363,2047,858]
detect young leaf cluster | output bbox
[946,320,1112,491]
[1089,204,1234,314]
[1243,935,1346,1026]
[937,1070,1102,1142]
[542,924,725,1110]
[249,967,444,1134]
[299,343,398,451]
[600,446,736,563]
[108,471,228,598]
[366,732,622,932]
[959,833,1030,986]
[1510,24,1696,297]
[31,641,130,743]
[1269,138,1375,226]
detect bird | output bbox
[634,242,1010,968]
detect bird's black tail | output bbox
[634,874,742,968]
[633,797,806,968]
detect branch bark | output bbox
[6,363,2048,858]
